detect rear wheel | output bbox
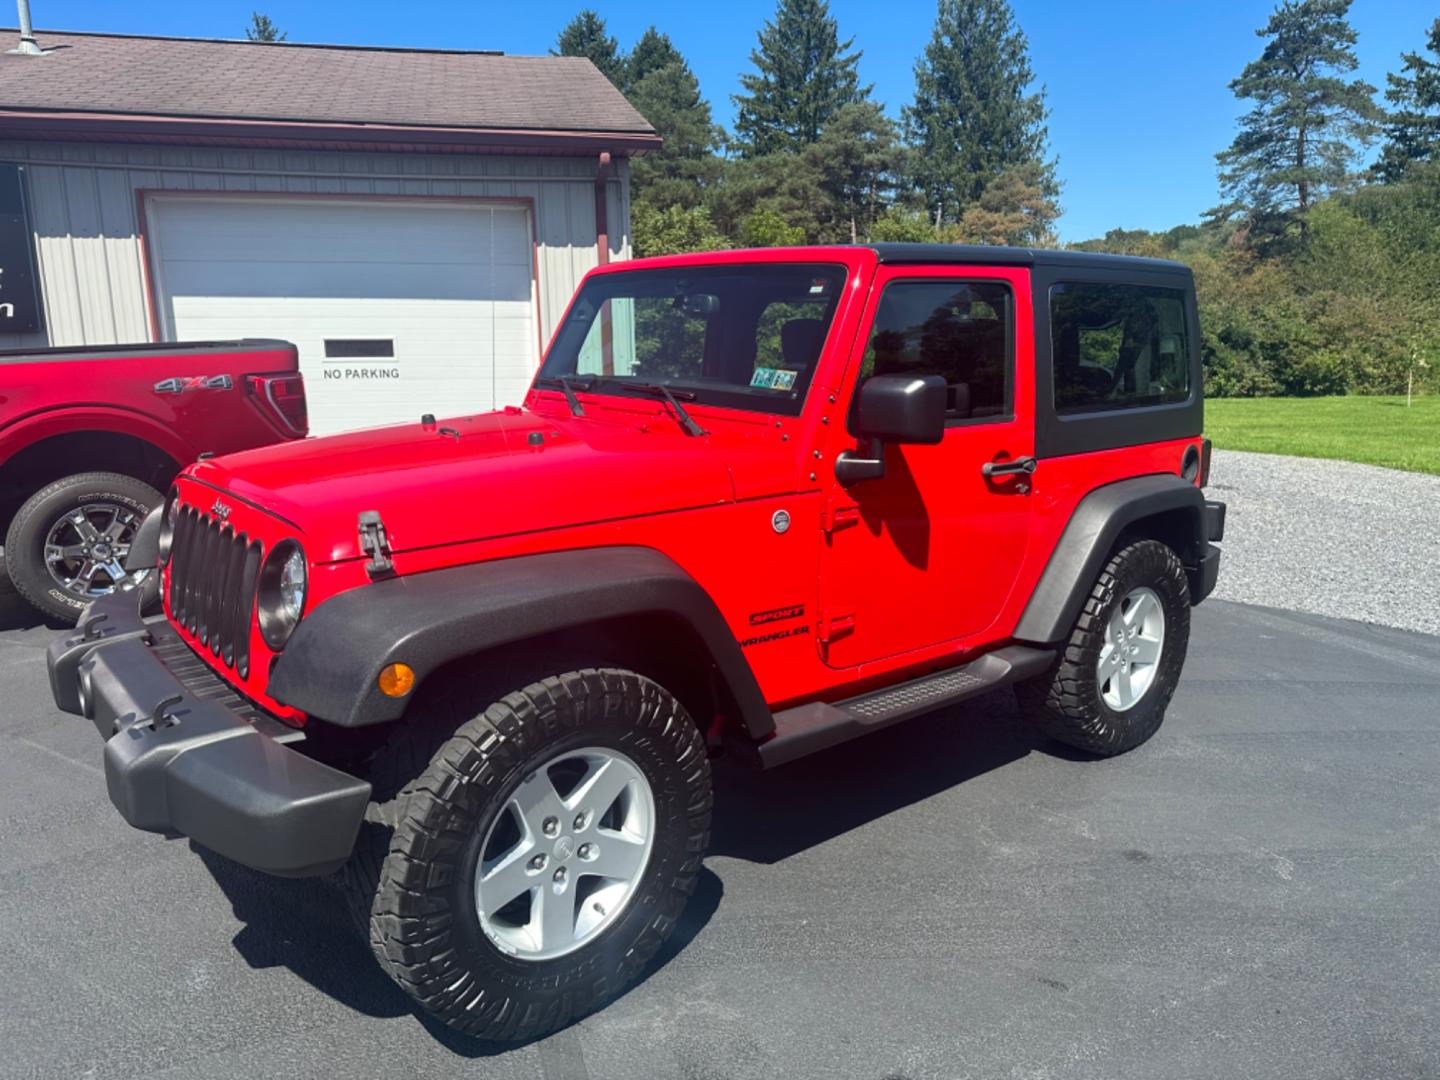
[1018,539,1191,756]
[344,668,711,1040]
[3,472,161,624]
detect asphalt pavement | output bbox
[2,573,1438,1080]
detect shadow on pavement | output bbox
[0,564,70,634]
[196,842,724,1058]
[710,686,1042,864]
[190,687,1052,1055]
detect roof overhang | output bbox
[0,109,662,156]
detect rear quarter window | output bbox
[1050,283,1191,414]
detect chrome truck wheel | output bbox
[3,472,160,624]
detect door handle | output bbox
[981,456,1037,479]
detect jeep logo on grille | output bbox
[211,499,232,520]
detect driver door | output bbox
[819,265,1036,669]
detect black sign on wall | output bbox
[0,164,44,334]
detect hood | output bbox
[187,404,768,564]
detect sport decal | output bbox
[749,604,805,626]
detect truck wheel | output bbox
[349,668,712,1040]
[1018,539,1191,756]
[3,472,161,624]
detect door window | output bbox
[858,280,1014,423]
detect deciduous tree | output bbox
[952,163,1058,246]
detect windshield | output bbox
[538,263,847,416]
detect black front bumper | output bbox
[46,592,370,877]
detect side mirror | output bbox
[835,375,947,487]
[855,374,947,444]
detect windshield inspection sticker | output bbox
[751,368,798,391]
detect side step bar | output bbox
[754,645,1055,769]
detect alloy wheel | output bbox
[42,503,143,600]
[1097,586,1165,712]
[474,746,655,961]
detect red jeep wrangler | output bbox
[48,245,1224,1040]
[2,339,306,622]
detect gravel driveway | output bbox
[1208,449,1440,636]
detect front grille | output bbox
[168,506,263,679]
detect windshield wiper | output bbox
[621,381,707,437]
[535,375,590,417]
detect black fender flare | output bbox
[1014,473,1209,645]
[123,504,163,572]
[267,546,774,739]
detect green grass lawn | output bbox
[1205,395,1440,476]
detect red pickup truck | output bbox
[1,339,305,621]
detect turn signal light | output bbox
[378,662,416,698]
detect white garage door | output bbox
[147,195,538,436]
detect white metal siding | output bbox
[0,142,630,355]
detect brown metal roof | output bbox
[0,29,659,153]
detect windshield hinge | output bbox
[821,503,860,535]
[358,510,394,579]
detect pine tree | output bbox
[732,0,869,157]
[1215,0,1382,224]
[621,30,724,255]
[245,12,286,42]
[626,26,685,88]
[903,0,1053,227]
[627,34,724,212]
[1375,18,1440,182]
[807,102,906,242]
[554,11,625,88]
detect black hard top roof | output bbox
[865,243,1189,275]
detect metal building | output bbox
[0,29,657,434]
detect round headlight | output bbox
[258,540,307,649]
[279,547,306,621]
[157,491,179,565]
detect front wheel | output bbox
[3,472,162,624]
[351,669,712,1040]
[1018,539,1191,756]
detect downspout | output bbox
[594,152,614,373]
[593,151,612,266]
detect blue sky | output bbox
[30,1,1437,240]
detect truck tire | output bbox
[3,472,162,624]
[344,668,712,1040]
[1017,539,1190,756]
